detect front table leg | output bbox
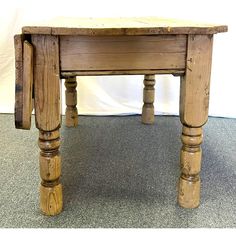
[178,125,203,207]
[32,35,63,215]
[178,34,213,208]
[39,129,62,215]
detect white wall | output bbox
[0,0,235,117]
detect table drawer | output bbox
[60,35,187,71]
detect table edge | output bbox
[22,25,228,35]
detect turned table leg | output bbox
[39,129,62,215]
[178,126,203,207]
[32,35,63,215]
[178,34,213,208]
[142,74,155,124]
[65,76,78,127]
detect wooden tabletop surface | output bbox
[22,17,227,36]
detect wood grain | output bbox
[31,35,62,215]
[180,35,213,127]
[32,35,61,131]
[22,17,228,35]
[60,35,187,53]
[40,183,63,216]
[39,154,61,181]
[60,35,186,71]
[14,36,33,130]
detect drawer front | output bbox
[60,35,187,71]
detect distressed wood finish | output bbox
[60,35,186,71]
[64,77,78,127]
[32,35,62,215]
[178,35,213,208]
[22,17,227,35]
[142,75,155,124]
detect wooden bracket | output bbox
[14,35,34,130]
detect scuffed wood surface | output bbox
[22,17,228,35]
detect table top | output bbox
[22,17,227,36]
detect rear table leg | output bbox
[142,74,155,124]
[65,76,78,127]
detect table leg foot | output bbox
[40,183,63,216]
[65,77,78,127]
[178,176,200,208]
[178,125,202,208]
[38,129,63,216]
[141,75,155,124]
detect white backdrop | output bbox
[0,0,235,117]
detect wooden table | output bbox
[14,17,227,216]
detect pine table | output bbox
[14,17,227,216]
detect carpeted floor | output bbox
[0,114,236,228]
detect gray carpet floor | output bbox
[0,114,236,228]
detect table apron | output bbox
[59,35,187,72]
